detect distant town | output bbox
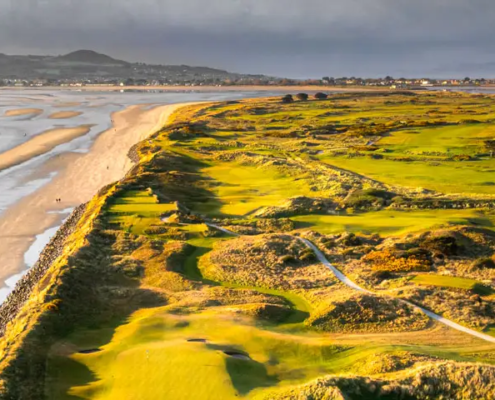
[0,50,493,88]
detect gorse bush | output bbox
[363,249,432,272]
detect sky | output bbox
[2,0,495,79]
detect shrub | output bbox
[472,257,495,270]
[314,92,328,100]
[363,249,432,272]
[452,154,472,161]
[281,94,294,103]
[296,93,309,101]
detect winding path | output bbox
[206,223,495,344]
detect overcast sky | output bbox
[2,0,495,78]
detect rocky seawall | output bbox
[0,204,87,336]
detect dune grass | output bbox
[184,237,311,325]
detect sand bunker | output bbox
[4,108,43,117]
[223,351,251,360]
[78,348,101,354]
[0,125,93,171]
[48,111,83,119]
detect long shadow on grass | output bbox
[134,150,228,216]
[46,356,100,400]
[206,343,278,396]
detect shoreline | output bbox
[0,101,193,290]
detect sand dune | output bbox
[4,108,43,117]
[48,111,83,119]
[0,102,194,284]
[0,125,93,172]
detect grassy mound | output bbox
[305,293,428,333]
[259,361,495,400]
[199,234,337,290]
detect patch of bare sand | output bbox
[48,111,83,119]
[4,108,43,117]
[0,126,93,172]
[0,102,196,284]
[53,102,83,108]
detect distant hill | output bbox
[0,50,272,82]
[56,50,128,65]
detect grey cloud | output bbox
[1,0,495,77]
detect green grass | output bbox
[321,155,495,195]
[411,274,483,291]
[111,190,159,204]
[380,124,495,156]
[192,162,317,217]
[107,190,176,215]
[291,209,495,236]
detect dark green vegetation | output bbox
[2,93,495,399]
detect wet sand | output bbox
[0,102,192,284]
[0,125,93,171]
[48,111,83,119]
[4,108,43,117]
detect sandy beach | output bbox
[0,101,192,284]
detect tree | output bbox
[281,94,294,103]
[296,93,309,101]
[484,140,495,158]
[314,92,328,100]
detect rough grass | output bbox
[199,234,337,290]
